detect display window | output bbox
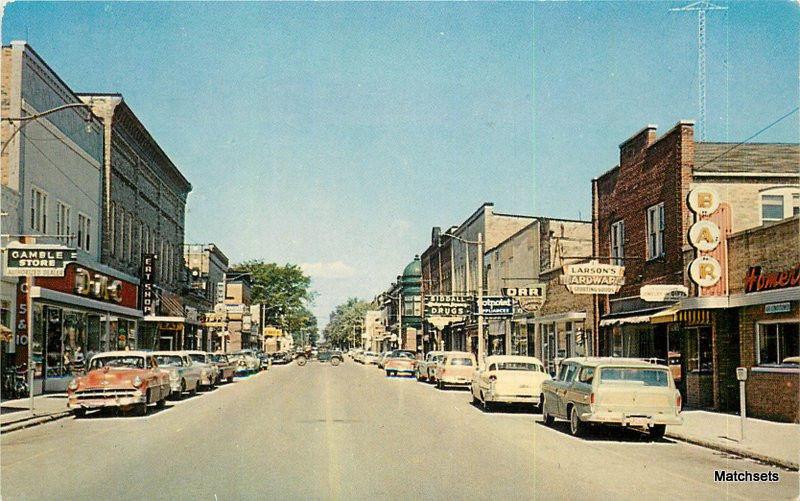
[685,326,713,374]
[757,322,799,366]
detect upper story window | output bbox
[30,186,48,233]
[646,203,665,260]
[56,201,71,244]
[110,203,117,256]
[760,189,800,223]
[761,194,785,222]
[793,194,800,217]
[77,214,91,252]
[610,220,625,266]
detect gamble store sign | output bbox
[4,243,77,277]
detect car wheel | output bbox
[132,403,148,417]
[481,393,493,412]
[436,380,443,390]
[190,383,198,396]
[542,395,555,426]
[177,379,187,400]
[156,396,166,409]
[331,358,340,367]
[649,424,666,441]
[472,392,480,405]
[73,408,87,418]
[228,376,234,383]
[569,406,585,437]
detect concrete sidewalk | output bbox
[667,410,799,470]
[1,394,70,432]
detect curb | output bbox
[1,411,72,434]
[666,432,799,471]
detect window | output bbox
[118,208,126,261]
[758,323,799,365]
[646,203,665,260]
[30,186,48,232]
[56,202,71,243]
[77,214,91,252]
[126,213,133,262]
[761,195,784,222]
[562,363,578,382]
[578,366,595,384]
[793,194,800,217]
[110,203,116,256]
[610,220,625,266]
[686,326,712,374]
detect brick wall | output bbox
[746,371,799,423]
[727,217,800,295]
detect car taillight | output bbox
[590,393,595,405]
[676,394,682,410]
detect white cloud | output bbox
[300,260,357,279]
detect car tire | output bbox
[331,358,340,367]
[472,392,480,405]
[228,376,234,383]
[156,396,166,409]
[649,424,666,441]
[436,380,443,390]
[73,408,87,418]
[190,383,198,396]
[177,379,187,400]
[542,395,555,426]
[132,403,148,417]
[481,393,493,412]
[569,406,586,437]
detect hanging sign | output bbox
[502,285,547,312]
[141,254,158,316]
[423,295,473,317]
[477,296,514,317]
[640,284,689,302]
[4,242,77,277]
[687,186,723,289]
[689,256,722,288]
[560,260,625,294]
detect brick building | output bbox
[592,120,799,412]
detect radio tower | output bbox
[671,1,727,141]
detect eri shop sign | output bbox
[687,186,730,293]
[141,254,158,316]
[560,261,625,294]
[4,242,77,277]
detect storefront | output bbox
[534,312,590,375]
[17,263,141,394]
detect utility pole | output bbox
[476,232,485,368]
[671,1,727,141]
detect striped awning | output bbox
[650,306,679,325]
[678,309,712,325]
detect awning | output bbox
[650,306,679,324]
[678,309,712,325]
[599,315,652,327]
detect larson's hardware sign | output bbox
[423,295,473,317]
[477,296,514,317]
[141,254,157,316]
[4,243,77,277]
[745,265,800,293]
[640,284,689,302]
[560,261,625,295]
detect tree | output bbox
[324,298,370,349]
[230,261,317,344]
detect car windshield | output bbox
[600,367,669,387]
[496,362,541,372]
[390,351,415,359]
[188,354,206,363]
[449,357,473,366]
[210,355,227,363]
[155,355,183,367]
[89,356,145,369]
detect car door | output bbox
[544,363,566,417]
[556,363,578,417]
[567,364,593,411]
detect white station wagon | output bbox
[541,357,682,439]
[471,355,551,411]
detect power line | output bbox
[695,106,800,170]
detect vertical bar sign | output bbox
[141,254,157,316]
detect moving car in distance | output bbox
[231,350,260,375]
[415,351,443,382]
[433,351,476,390]
[318,350,344,366]
[362,351,380,365]
[471,355,551,412]
[209,353,236,383]
[153,351,201,399]
[269,351,294,365]
[541,357,683,439]
[68,351,170,417]
[384,350,417,377]
[377,351,393,369]
[184,350,218,389]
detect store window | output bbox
[646,203,665,260]
[611,326,623,357]
[610,220,625,266]
[758,323,799,365]
[56,201,71,243]
[686,326,712,374]
[78,213,91,252]
[30,186,48,233]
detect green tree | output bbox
[230,261,317,343]
[324,298,370,348]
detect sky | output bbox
[3,1,797,328]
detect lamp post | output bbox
[2,102,95,155]
[441,232,485,367]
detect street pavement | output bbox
[1,361,797,500]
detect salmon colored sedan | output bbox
[67,351,171,417]
[434,351,476,389]
[384,350,417,377]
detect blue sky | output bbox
[4,1,797,327]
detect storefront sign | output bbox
[502,285,547,312]
[687,186,726,291]
[141,254,157,315]
[640,284,689,302]
[478,296,514,317]
[765,302,792,314]
[689,256,722,288]
[745,265,800,293]
[4,243,77,277]
[226,304,245,315]
[36,263,139,309]
[74,268,123,303]
[687,186,720,216]
[560,260,625,295]
[14,279,29,349]
[688,220,721,252]
[423,295,473,317]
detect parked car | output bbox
[67,351,170,416]
[384,350,417,377]
[377,351,393,369]
[257,352,272,370]
[363,351,380,365]
[433,351,476,389]
[209,353,236,383]
[270,351,293,365]
[231,350,261,374]
[153,351,202,398]
[541,357,683,439]
[471,355,551,411]
[184,351,218,389]
[318,350,344,366]
[415,351,443,382]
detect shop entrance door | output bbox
[159,336,173,350]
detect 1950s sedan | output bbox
[541,357,683,439]
[152,351,201,398]
[209,353,237,383]
[67,351,170,417]
[184,350,218,389]
[471,355,551,412]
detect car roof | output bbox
[151,351,187,356]
[91,351,150,358]
[561,357,669,369]
[486,355,544,365]
[444,351,475,358]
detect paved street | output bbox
[1,361,797,500]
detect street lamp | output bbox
[441,232,485,367]
[1,102,95,155]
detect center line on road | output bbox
[324,371,342,500]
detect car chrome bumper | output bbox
[487,393,539,404]
[440,377,471,385]
[582,411,683,427]
[69,391,145,409]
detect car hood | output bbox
[79,368,144,389]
